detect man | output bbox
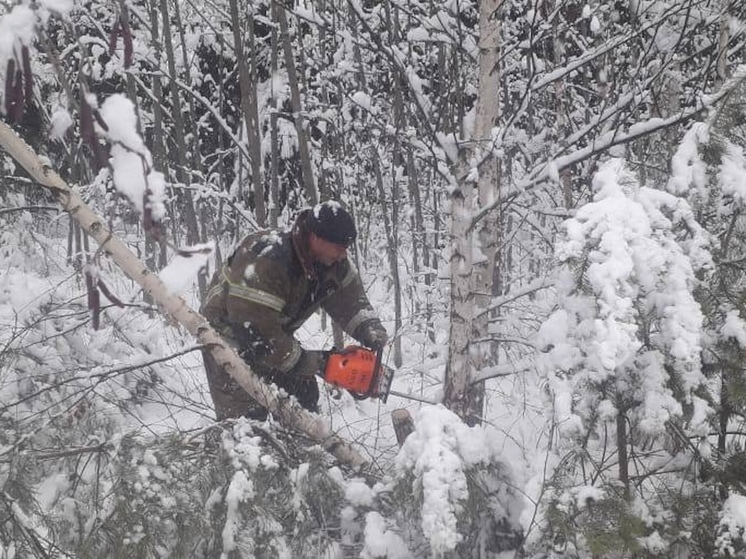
[201,201,388,420]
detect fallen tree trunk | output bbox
[0,120,368,470]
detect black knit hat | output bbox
[309,201,357,247]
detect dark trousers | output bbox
[202,350,319,421]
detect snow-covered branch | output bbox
[471,64,746,229]
[477,275,555,319]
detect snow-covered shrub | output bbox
[534,158,715,557]
[716,492,746,557]
[665,103,746,557]
[30,419,352,558]
[538,158,711,442]
[362,405,523,558]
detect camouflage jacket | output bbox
[201,209,383,375]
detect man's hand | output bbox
[357,321,389,350]
[273,352,322,412]
[291,349,329,377]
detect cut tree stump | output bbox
[391,408,414,446]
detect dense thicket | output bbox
[3,0,746,556]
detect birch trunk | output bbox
[443,0,501,426]
[0,121,368,471]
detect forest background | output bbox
[2,0,746,557]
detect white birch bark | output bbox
[444,0,501,425]
[0,120,367,470]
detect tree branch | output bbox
[0,205,60,215]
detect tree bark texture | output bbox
[146,0,168,271]
[158,0,201,248]
[372,148,402,367]
[443,0,502,426]
[278,5,318,205]
[229,0,265,225]
[268,0,280,228]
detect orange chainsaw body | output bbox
[323,346,393,402]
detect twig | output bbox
[0,205,59,215]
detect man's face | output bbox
[309,233,348,266]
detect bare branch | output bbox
[0,205,59,215]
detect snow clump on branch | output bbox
[537,158,712,440]
[99,94,167,223]
[394,404,523,556]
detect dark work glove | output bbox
[280,349,326,412]
[272,369,320,412]
[290,349,329,378]
[356,320,389,350]
[235,323,272,363]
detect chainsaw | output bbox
[320,345,395,403]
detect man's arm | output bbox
[323,261,388,349]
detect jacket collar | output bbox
[291,209,317,280]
